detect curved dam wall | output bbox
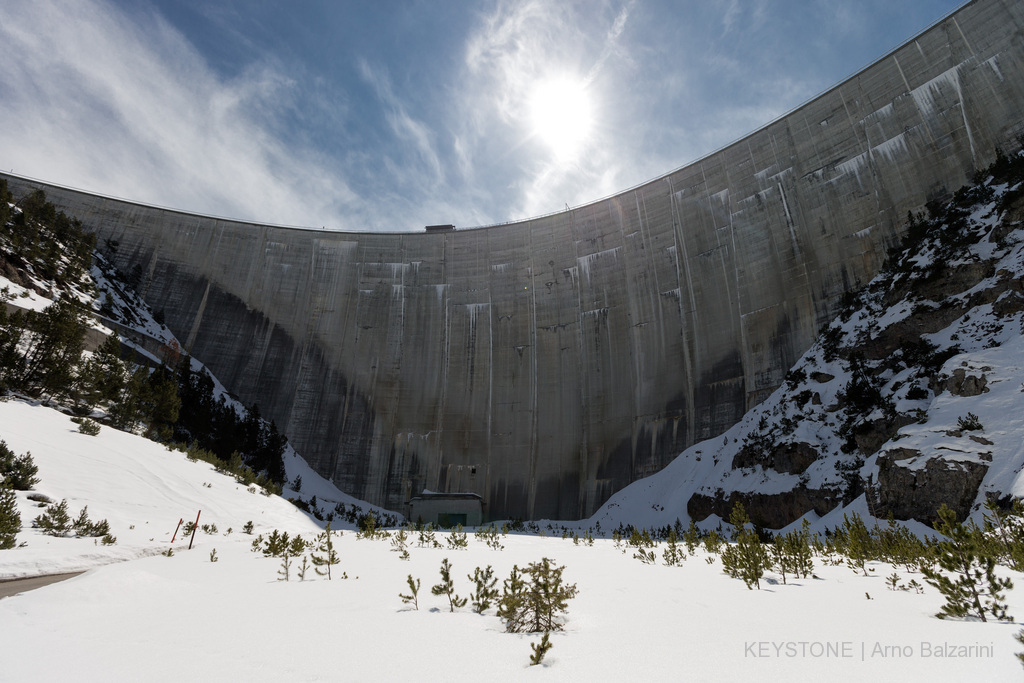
[5,0,1024,521]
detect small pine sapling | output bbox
[209,548,218,563]
[72,506,110,537]
[788,520,815,579]
[418,524,438,548]
[431,558,466,612]
[297,555,310,580]
[446,524,468,550]
[357,511,379,539]
[312,522,341,580]
[277,553,292,581]
[530,632,552,666]
[683,520,702,555]
[702,528,723,555]
[468,565,499,614]
[477,524,504,551]
[769,535,790,585]
[391,527,411,560]
[399,574,421,610]
[242,520,254,535]
[100,533,116,546]
[634,547,657,564]
[76,418,100,436]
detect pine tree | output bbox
[18,296,88,400]
[683,519,702,555]
[109,365,149,432]
[663,529,685,566]
[431,558,466,612]
[983,498,1024,571]
[468,565,499,614]
[77,332,126,408]
[522,558,578,632]
[311,522,340,579]
[0,484,21,549]
[499,558,578,633]
[34,498,72,536]
[0,440,38,490]
[786,520,815,579]
[922,505,1013,622]
[721,502,767,589]
[497,565,528,632]
[0,305,25,393]
[287,534,308,556]
[841,512,874,576]
[770,535,791,585]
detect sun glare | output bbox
[529,77,593,159]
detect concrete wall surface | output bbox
[5,0,1024,520]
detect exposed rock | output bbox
[851,413,918,455]
[861,304,966,361]
[731,441,819,475]
[945,368,989,396]
[876,450,987,525]
[915,262,995,303]
[969,434,994,446]
[810,371,835,383]
[688,486,843,530]
[993,290,1024,317]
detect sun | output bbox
[529,76,593,159]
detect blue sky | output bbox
[0,0,964,232]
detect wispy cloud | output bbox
[357,59,444,187]
[0,0,358,229]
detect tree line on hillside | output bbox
[0,181,285,488]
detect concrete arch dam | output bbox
[5,0,1024,521]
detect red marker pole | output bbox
[170,518,184,543]
[188,510,202,550]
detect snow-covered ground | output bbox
[1,399,1022,680]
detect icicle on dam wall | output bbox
[5,0,1024,521]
